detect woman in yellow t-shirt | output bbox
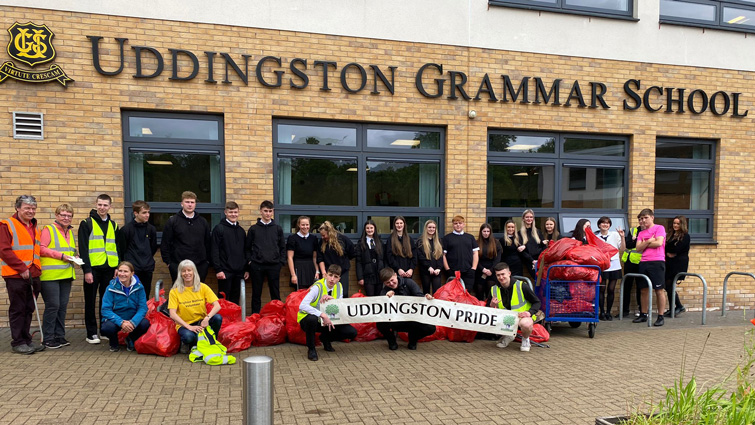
[168,259,222,353]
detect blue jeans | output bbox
[101,318,151,348]
[177,314,222,346]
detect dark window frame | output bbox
[122,110,226,236]
[660,0,755,34]
[654,137,716,244]
[273,119,445,238]
[489,0,637,20]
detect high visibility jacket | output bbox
[189,327,236,365]
[1,217,41,277]
[88,219,118,267]
[297,278,342,323]
[621,227,641,265]
[41,224,76,281]
[491,280,538,322]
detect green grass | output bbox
[623,330,755,425]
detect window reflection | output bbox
[656,141,712,159]
[561,166,624,209]
[563,137,625,156]
[367,129,440,150]
[660,0,716,22]
[487,164,555,208]
[654,170,711,210]
[565,0,628,11]
[367,216,439,235]
[723,6,755,27]
[277,124,357,147]
[489,134,556,154]
[277,157,358,206]
[128,152,221,204]
[366,161,440,207]
[129,117,219,140]
[278,215,359,235]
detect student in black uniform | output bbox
[120,200,157,299]
[160,191,212,283]
[442,215,479,292]
[384,216,416,279]
[286,216,320,289]
[378,267,436,351]
[355,220,384,297]
[416,219,444,295]
[500,219,525,278]
[519,209,545,281]
[245,200,286,314]
[317,221,355,297]
[664,215,690,317]
[475,223,502,302]
[571,219,592,245]
[542,216,560,248]
[211,201,248,304]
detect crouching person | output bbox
[489,262,541,352]
[100,261,151,352]
[168,259,222,354]
[377,267,436,351]
[298,264,356,361]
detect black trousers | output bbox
[217,272,245,305]
[135,271,153,301]
[299,314,357,349]
[419,270,442,295]
[622,262,642,315]
[362,274,382,297]
[250,263,282,314]
[168,261,209,283]
[377,321,436,344]
[4,277,40,347]
[84,267,114,337]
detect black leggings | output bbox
[601,279,617,315]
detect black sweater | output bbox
[120,219,157,273]
[211,220,247,274]
[499,235,524,275]
[416,238,444,271]
[380,276,424,297]
[442,232,478,271]
[385,235,416,273]
[355,239,384,280]
[245,219,286,265]
[160,210,211,267]
[477,238,502,271]
[520,226,544,264]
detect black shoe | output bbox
[109,345,120,352]
[57,338,70,347]
[599,313,605,320]
[44,340,62,350]
[663,310,673,318]
[653,316,665,327]
[388,342,398,350]
[179,343,191,354]
[632,314,648,323]
[407,342,417,350]
[615,312,629,319]
[604,314,613,321]
[307,348,318,361]
[675,306,686,316]
[322,341,335,352]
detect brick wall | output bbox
[0,6,752,327]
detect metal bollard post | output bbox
[243,356,274,425]
[240,277,246,320]
[154,279,163,302]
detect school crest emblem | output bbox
[0,22,73,86]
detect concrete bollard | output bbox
[242,355,274,425]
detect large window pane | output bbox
[129,152,221,204]
[561,166,624,209]
[656,141,712,159]
[149,212,220,232]
[367,129,440,150]
[655,217,708,235]
[723,6,755,27]
[654,169,711,210]
[277,124,357,147]
[278,214,359,235]
[563,137,625,156]
[366,161,439,207]
[277,157,358,206]
[487,216,547,234]
[128,117,219,140]
[564,0,628,12]
[488,164,555,208]
[489,134,555,154]
[367,216,439,235]
[660,0,716,22]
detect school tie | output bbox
[369,239,375,250]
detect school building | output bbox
[0,1,753,327]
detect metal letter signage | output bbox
[1,22,73,86]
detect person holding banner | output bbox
[378,267,436,351]
[297,264,357,361]
[488,262,541,352]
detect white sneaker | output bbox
[520,338,531,352]
[86,335,101,344]
[496,335,515,348]
[99,335,109,341]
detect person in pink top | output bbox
[633,208,667,327]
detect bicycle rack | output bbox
[619,273,653,328]
[671,272,707,324]
[721,272,755,317]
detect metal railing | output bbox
[619,273,653,328]
[721,272,755,317]
[671,272,707,324]
[153,279,163,302]
[513,275,534,292]
[239,277,247,320]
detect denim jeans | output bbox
[177,314,222,346]
[100,318,151,348]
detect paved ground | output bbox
[0,311,753,425]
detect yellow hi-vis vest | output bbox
[0,217,41,277]
[491,280,537,322]
[621,227,642,265]
[297,278,342,323]
[189,326,236,365]
[40,224,76,281]
[88,219,118,267]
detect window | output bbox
[661,0,755,33]
[487,131,628,236]
[654,138,716,242]
[489,0,635,19]
[123,111,225,232]
[274,120,444,236]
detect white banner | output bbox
[319,296,520,336]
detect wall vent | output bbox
[13,112,44,140]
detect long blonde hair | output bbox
[172,259,201,293]
[419,219,443,260]
[502,219,521,247]
[318,221,344,256]
[519,209,541,245]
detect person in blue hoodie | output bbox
[100,261,150,352]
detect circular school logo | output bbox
[0,22,73,86]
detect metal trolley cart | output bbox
[541,264,601,338]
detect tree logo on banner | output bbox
[325,304,340,320]
[503,315,516,328]
[1,22,73,86]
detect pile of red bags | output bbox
[538,226,619,282]
[433,272,483,343]
[217,318,257,353]
[284,289,316,346]
[207,292,242,331]
[217,300,288,353]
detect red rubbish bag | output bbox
[584,229,619,260]
[134,311,180,357]
[207,292,242,331]
[285,289,319,346]
[217,319,257,353]
[146,289,167,316]
[565,245,610,270]
[542,238,581,264]
[434,272,480,343]
[547,260,600,282]
[253,315,287,347]
[515,323,550,343]
[260,300,285,318]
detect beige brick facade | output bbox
[0,6,752,327]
